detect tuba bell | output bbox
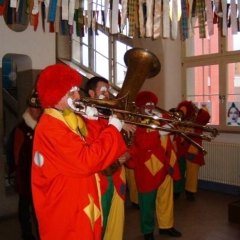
[118,48,161,105]
[78,48,161,114]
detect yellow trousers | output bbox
[125,167,138,204]
[103,167,126,240]
[156,175,174,229]
[185,160,200,193]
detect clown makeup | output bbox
[142,102,155,115]
[98,86,111,99]
[93,81,111,99]
[67,86,80,111]
[98,86,108,99]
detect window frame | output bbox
[71,13,133,92]
[182,29,240,133]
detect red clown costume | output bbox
[172,100,197,200]
[93,117,126,240]
[126,91,181,239]
[185,108,211,197]
[31,64,127,240]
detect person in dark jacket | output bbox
[14,89,42,240]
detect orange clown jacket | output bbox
[31,109,126,240]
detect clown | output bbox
[31,64,127,240]
[184,107,211,201]
[126,91,182,240]
[85,76,135,240]
[172,100,212,201]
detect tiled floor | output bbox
[0,189,240,240]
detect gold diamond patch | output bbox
[83,194,101,229]
[145,154,164,176]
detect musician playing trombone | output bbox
[174,100,210,201]
[125,91,182,240]
[31,64,127,240]
[85,76,136,240]
[172,100,197,201]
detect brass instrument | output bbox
[117,48,161,103]
[76,100,218,139]
[80,48,161,176]
[76,48,218,165]
[79,47,161,148]
[76,101,218,155]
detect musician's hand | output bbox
[152,109,162,117]
[108,115,124,131]
[118,152,131,164]
[84,106,98,120]
[122,123,136,138]
[159,124,171,136]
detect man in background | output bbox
[14,88,42,240]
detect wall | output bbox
[0,17,56,218]
[0,20,56,69]
[133,36,182,111]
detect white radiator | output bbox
[199,142,240,186]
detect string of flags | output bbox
[0,0,240,40]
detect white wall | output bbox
[0,19,56,69]
[133,35,182,111]
[0,17,56,217]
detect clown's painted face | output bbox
[140,102,155,115]
[94,81,111,99]
[67,86,81,111]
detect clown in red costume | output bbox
[171,100,197,200]
[184,107,211,201]
[126,91,182,240]
[31,64,127,240]
[85,76,136,240]
[171,101,211,201]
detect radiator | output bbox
[199,142,240,186]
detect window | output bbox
[183,16,240,132]
[71,1,133,90]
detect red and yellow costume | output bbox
[185,108,210,193]
[125,91,181,235]
[172,100,196,197]
[126,123,180,234]
[93,118,126,240]
[32,108,126,240]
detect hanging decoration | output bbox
[1,0,240,40]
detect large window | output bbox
[183,17,240,132]
[71,1,133,90]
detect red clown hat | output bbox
[135,91,158,108]
[176,100,196,120]
[37,64,82,108]
[195,108,210,125]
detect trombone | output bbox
[76,47,218,155]
[74,97,218,155]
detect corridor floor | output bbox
[0,189,239,240]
